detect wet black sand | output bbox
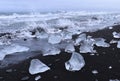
[0,25,120,81]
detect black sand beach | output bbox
[0,25,120,81]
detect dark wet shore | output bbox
[0,25,120,81]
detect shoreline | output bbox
[0,25,120,81]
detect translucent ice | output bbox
[65,44,75,53]
[108,66,112,69]
[110,40,118,44]
[110,79,120,81]
[65,52,85,71]
[112,32,120,38]
[21,76,29,80]
[79,38,96,53]
[94,38,110,47]
[35,75,41,81]
[29,59,50,75]
[80,43,96,53]
[60,32,72,40]
[74,34,86,46]
[42,46,61,56]
[92,70,98,74]
[117,41,120,48]
[0,44,29,60]
[109,26,113,29]
[48,34,62,44]
[6,69,12,72]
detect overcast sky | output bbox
[0,0,120,12]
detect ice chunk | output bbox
[110,79,120,81]
[6,69,12,72]
[65,44,75,53]
[110,40,118,44]
[117,41,120,48]
[42,46,61,56]
[21,76,29,80]
[112,32,120,38]
[35,75,41,81]
[66,27,81,35]
[108,66,112,69]
[0,44,29,60]
[80,44,96,53]
[94,38,110,47]
[48,34,62,44]
[74,34,86,46]
[29,59,50,75]
[61,32,72,40]
[92,70,98,74]
[109,26,113,29]
[65,52,85,71]
[79,38,96,53]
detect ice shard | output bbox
[92,70,98,74]
[109,79,120,81]
[65,44,75,53]
[110,40,118,44]
[48,34,62,44]
[80,44,95,53]
[79,38,96,53]
[74,34,86,46]
[65,52,85,71]
[117,41,120,48]
[21,76,29,81]
[112,32,120,38]
[29,59,50,75]
[42,46,61,56]
[35,75,41,81]
[94,38,110,47]
[60,32,72,40]
[0,44,29,60]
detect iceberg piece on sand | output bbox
[80,38,96,53]
[109,79,120,81]
[117,41,120,48]
[35,75,41,81]
[48,34,62,44]
[29,59,50,75]
[92,70,98,74]
[74,34,86,46]
[21,76,29,80]
[110,40,118,44]
[65,44,75,53]
[42,46,61,56]
[0,44,29,60]
[94,38,110,47]
[80,44,96,53]
[112,32,120,38]
[65,52,85,71]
